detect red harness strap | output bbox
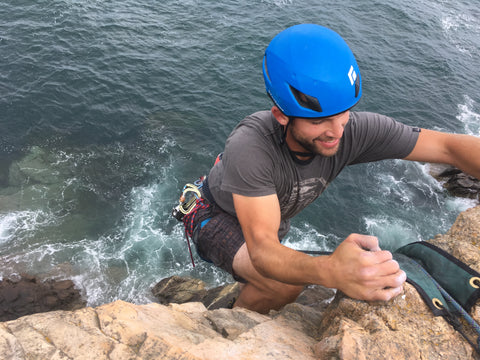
[182,199,211,267]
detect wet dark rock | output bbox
[151,275,241,310]
[151,275,208,305]
[429,164,480,200]
[151,275,335,312]
[0,274,85,321]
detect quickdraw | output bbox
[171,177,205,221]
[172,176,210,268]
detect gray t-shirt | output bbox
[207,110,419,237]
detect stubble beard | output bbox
[290,128,341,158]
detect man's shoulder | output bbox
[238,110,276,129]
[229,110,280,141]
[342,111,419,164]
[347,111,397,132]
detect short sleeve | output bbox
[220,123,277,197]
[346,112,420,165]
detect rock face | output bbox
[0,275,85,322]
[316,285,475,359]
[0,300,325,359]
[429,164,480,200]
[1,206,480,359]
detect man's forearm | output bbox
[247,238,328,286]
[447,134,480,179]
[406,130,480,179]
[247,233,406,302]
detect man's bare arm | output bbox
[233,193,406,301]
[405,129,480,179]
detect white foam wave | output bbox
[71,181,200,306]
[364,216,422,251]
[372,160,444,208]
[260,0,293,7]
[457,95,480,136]
[359,158,479,249]
[283,222,340,253]
[441,12,477,33]
[0,210,56,244]
[444,196,478,213]
[441,8,480,56]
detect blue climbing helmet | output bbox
[263,24,362,118]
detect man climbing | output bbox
[180,24,480,314]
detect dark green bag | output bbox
[394,242,480,353]
[300,241,480,352]
[395,241,480,313]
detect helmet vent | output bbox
[355,76,360,98]
[263,56,271,81]
[289,86,323,113]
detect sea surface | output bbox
[1,0,479,306]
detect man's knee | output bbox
[233,244,303,298]
[267,282,304,302]
[234,281,303,313]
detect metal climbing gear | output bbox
[171,177,205,222]
[172,176,211,268]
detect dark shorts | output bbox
[192,205,247,283]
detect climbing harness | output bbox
[172,154,223,267]
[299,242,480,354]
[172,176,211,268]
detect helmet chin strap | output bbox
[281,117,315,159]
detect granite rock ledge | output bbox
[1,206,480,359]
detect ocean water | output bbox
[1,0,479,306]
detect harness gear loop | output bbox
[182,197,210,268]
[171,176,211,268]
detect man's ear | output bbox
[271,106,290,126]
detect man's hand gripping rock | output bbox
[324,233,406,301]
